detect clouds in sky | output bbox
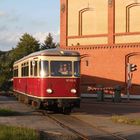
[34,30,60,44]
[0,30,60,51]
[0,31,20,50]
[0,0,60,51]
[0,11,6,17]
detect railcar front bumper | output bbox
[57,99,81,108]
[42,98,80,109]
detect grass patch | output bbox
[111,115,140,125]
[0,125,39,140]
[0,108,19,116]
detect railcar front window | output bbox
[51,61,72,77]
[39,61,49,77]
[74,61,80,77]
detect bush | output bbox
[0,125,39,140]
[111,115,140,125]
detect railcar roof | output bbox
[14,48,80,64]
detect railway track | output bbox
[41,111,89,140]
[38,110,127,140]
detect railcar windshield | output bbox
[51,61,72,77]
[39,60,49,77]
[74,61,80,77]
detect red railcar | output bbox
[13,49,80,113]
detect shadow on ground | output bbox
[73,98,140,117]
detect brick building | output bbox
[60,0,140,98]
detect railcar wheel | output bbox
[31,100,41,109]
[24,96,31,105]
[17,94,24,102]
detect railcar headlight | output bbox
[46,89,53,94]
[71,89,77,94]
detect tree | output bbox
[40,33,57,50]
[0,51,13,91]
[12,33,40,61]
[0,33,41,91]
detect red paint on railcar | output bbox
[13,78,80,98]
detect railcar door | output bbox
[29,60,40,96]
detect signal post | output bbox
[127,63,137,100]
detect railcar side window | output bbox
[30,60,38,76]
[25,62,29,76]
[34,61,38,76]
[21,62,29,77]
[39,61,49,77]
[74,61,80,77]
[51,61,72,77]
[13,66,18,77]
[30,61,33,76]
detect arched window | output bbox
[126,3,140,32]
[78,7,94,36]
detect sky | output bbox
[0,0,60,51]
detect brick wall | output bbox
[60,0,140,95]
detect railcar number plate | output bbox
[66,79,76,82]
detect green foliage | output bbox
[0,125,39,140]
[111,115,140,125]
[40,33,57,50]
[0,51,13,90]
[0,51,6,56]
[12,33,40,61]
[0,33,40,90]
[0,32,57,91]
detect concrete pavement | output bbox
[72,98,140,140]
[0,95,140,139]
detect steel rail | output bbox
[39,110,127,140]
[42,111,89,140]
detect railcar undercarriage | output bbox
[14,92,80,114]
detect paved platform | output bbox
[72,98,140,140]
[0,95,78,140]
[0,95,140,139]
